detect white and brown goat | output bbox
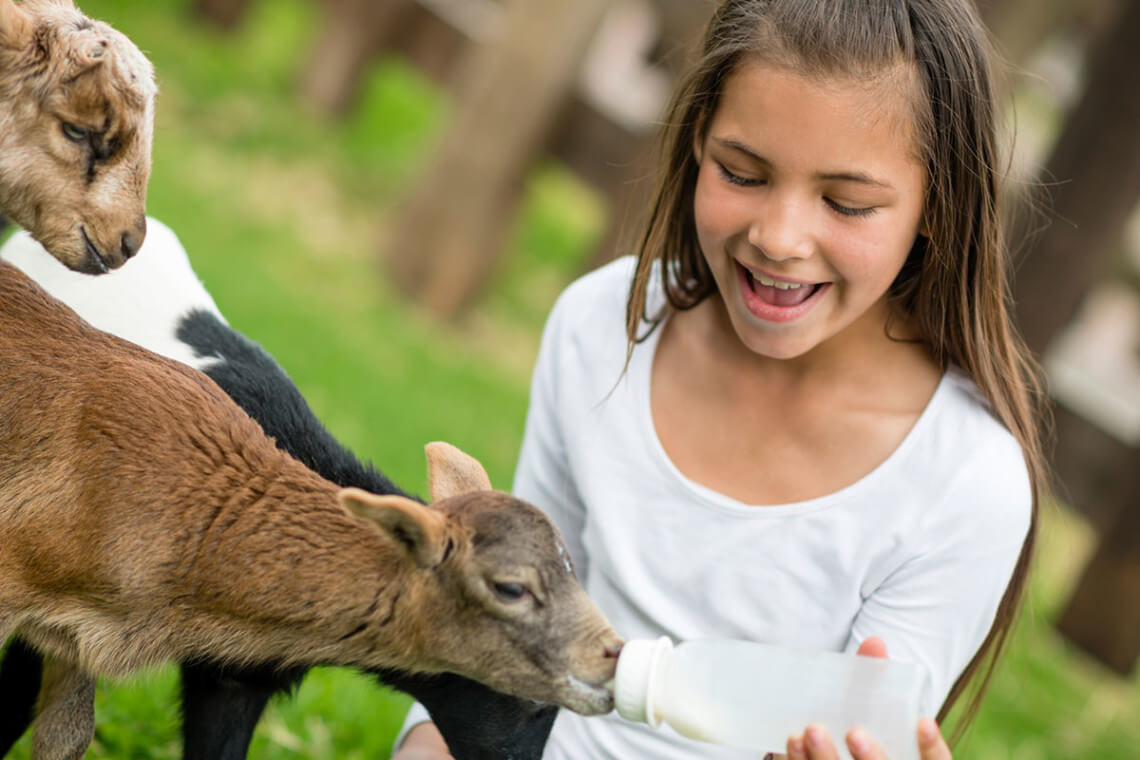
[0,261,622,759]
[0,0,155,272]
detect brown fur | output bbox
[0,261,621,757]
[0,0,155,273]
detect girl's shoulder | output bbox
[912,368,1032,518]
[543,256,642,348]
[552,255,639,316]
[936,368,1022,453]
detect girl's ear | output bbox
[692,112,707,164]
[917,214,932,240]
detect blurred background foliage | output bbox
[3,0,1140,758]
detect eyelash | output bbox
[714,162,877,218]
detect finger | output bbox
[846,727,886,760]
[917,718,952,760]
[855,637,888,659]
[786,734,807,760]
[804,724,841,760]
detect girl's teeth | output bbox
[752,271,807,290]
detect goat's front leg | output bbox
[181,660,306,760]
[0,637,43,755]
[31,657,95,760]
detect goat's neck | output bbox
[161,454,411,662]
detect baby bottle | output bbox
[613,637,929,760]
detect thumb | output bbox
[856,636,888,659]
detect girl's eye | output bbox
[825,198,877,217]
[492,582,528,603]
[61,122,89,142]
[715,162,763,187]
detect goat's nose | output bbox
[605,640,624,659]
[121,225,144,260]
[123,216,148,259]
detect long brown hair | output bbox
[625,0,1049,741]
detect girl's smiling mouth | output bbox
[736,262,830,322]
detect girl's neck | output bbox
[699,292,931,391]
[650,296,942,505]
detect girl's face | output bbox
[693,61,927,362]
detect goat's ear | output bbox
[425,441,493,502]
[340,488,448,568]
[0,1,33,50]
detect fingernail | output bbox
[918,717,939,743]
[805,725,825,749]
[849,727,870,754]
[788,736,804,755]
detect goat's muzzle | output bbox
[76,217,147,274]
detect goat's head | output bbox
[0,0,155,274]
[340,442,623,716]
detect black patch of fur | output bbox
[177,310,412,501]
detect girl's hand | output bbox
[783,717,950,760]
[777,637,951,760]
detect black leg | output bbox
[386,671,558,760]
[180,661,304,760]
[0,638,44,756]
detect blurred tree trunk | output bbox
[193,0,251,31]
[1056,449,1140,675]
[976,0,1118,66]
[582,0,709,269]
[976,0,1070,65]
[1012,0,1140,357]
[383,0,610,317]
[1006,0,1140,675]
[298,0,417,116]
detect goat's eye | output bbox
[61,122,89,142]
[492,582,528,603]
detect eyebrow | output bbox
[713,138,896,191]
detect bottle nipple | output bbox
[613,636,674,727]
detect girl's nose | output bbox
[747,194,814,262]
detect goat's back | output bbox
[0,261,330,603]
[0,221,224,369]
[0,259,268,483]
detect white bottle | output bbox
[613,637,929,760]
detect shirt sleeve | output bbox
[392,701,433,752]
[845,432,1032,716]
[512,288,591,579]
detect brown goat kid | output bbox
[0,262,622,759]
[0,0,155,273]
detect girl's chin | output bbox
[718,308,820,359]
[737,332,820,361]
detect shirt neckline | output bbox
[629,315,952,516]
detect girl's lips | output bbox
[736,262,829,323]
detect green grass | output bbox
[5,0,1138,757]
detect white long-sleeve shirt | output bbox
[402,257,1031,759]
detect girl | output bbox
[396,0,1047,758]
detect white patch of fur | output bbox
[0,217,227,370]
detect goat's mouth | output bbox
[559,674,615,716]
[78,228,111,275]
